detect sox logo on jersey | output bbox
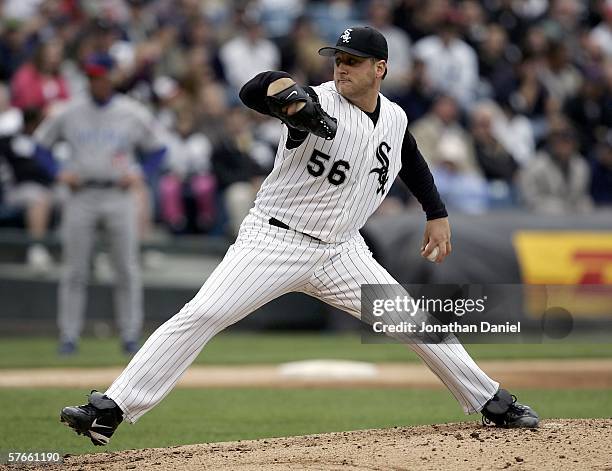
[370,141,390,194]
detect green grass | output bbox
[0,333,611,369]
[0,388,609,455]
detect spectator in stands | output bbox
[182,15,217,52]
[247,108,282,172]
[413,7,479,108]
[10,38,69,113]
[258,0,306,39]
[540,40,582,103]
[470,102,519,184]
[152,75,186,131]
[476,27,537,168]
[162,0,211,29]
[470,101,520,206]
[495,98,536,168]
[484,0,531,46]
[123,0,159,44]
[368,0,412,97]
[159,107,216,233]
[180,15,223,82]
[211,107,269,236]
[519,116,593,213]
[392,0,446,42]
[180,43,219,103]
[197,80,230,145]
[577,28,608,73]
[219,16,280,92]
[476,24,519,101]
[520,24,550,59]
[431,133,489,214]
[590,1,612,58]
[590,131,612,206]
[510,0,550,22]
[502,55,555,141]
[0,19,30,81]
[0,107,55,272]
[0,82,22,136]
[605,52,612,91]
[394,57,435,122]
[409,94,480,175]
[145,19,185,83]
[459,0,489,49]
[307,0,362,43]
[277,16,328,85]
[563,68,612,156]
[540,0,584,54]
[2,0,43,24]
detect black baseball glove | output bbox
[266,84,337,140]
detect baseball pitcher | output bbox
[60,27,538,446]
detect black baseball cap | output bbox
[318,26,388,61]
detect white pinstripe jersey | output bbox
[254,81,408,243]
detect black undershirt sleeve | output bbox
[239,70,310,149]
[239,71,292,115]
[398,128,448,220]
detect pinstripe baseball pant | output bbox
[105,209,499,422]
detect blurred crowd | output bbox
[0,0,611,267]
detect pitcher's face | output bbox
[333,52,383,100]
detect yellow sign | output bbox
[513,232,612,317]
[513,232,612,284]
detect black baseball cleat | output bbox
[60,390,123,445]
[481,388,539,428]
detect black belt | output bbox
[72,181,128,193]
[81,181,119,189]
[268,217,322,242]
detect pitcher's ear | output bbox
[378,60,387,80]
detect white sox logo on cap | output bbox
[340,28,352,43]
[318,26,388,61]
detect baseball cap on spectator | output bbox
[605,1,612,19]
[92,18,117,33]
[84,53,115,77]
[441,7,464,27]
[127,0,151,6]
[318,26,388,61]
[2,17,22,32]
[153,76,180,101]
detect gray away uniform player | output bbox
[35,54,166,355]
[60,27,538,446]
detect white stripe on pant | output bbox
[105,210,498,422]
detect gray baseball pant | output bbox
[58,188,143,343]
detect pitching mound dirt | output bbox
[18,418,612,471]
